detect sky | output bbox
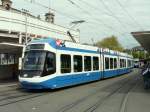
[8,0,150,48]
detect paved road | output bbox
[0,69,149,112]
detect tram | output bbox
[19,37,133,89]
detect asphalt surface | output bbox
[0,69,149,112]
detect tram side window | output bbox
[105,57,109,69]
[45,52,56,75]
[124,60,127,68]
[119,59,121,68]
[110,58,113,69]
[123,59,126,68]
[122,59,124,68]
[61,54,71,73]
[122,59,125,68]
[93,57,99,70]
[120,59,123,68]
[127,60,129,67]
[74,55,83,72]
[132,60,134,67]
[130,60,132,67]
[114,58,117,69]
[128,60,130,67]
[84,56,91,71]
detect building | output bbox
[0,0,80,80]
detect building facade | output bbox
[0,0,80,80]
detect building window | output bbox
[110,58,113,69]
[105,57,109,69]
[93,57,99,70]
[114,58,117,69]
[0,53,16,65]
[8,54,15,64]
[1,54,8,65]
[61,54,71,73]
[84,56,91,71]
[73,55,82,72]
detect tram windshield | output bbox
[21,50,56,78]
[23,51,46,71]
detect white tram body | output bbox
[19,37,133,89]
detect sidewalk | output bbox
[0,79,18,88]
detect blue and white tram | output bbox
[19,37,133,89]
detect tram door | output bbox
[117,56,120,75]
[101,53,105,79]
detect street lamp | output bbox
[68,20,85,43]
[71,20,85,24]
[70,20,85,29]
[22,9,29,45]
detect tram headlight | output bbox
[23,74,28,77]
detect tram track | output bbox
[0,84,20,93]
[55,73,137,112]
[0,93,47,107]
[0,85,50,107]
[83,76,139,112]
[119,77,139,112]
[0,84,27,98]
[0,88,52,107]
[0,70,139,111]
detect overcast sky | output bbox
[10,0,150,48]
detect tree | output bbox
[96,35,124,51]
[124,47,150,59]
[132,51,149,59]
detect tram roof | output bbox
[29,37,132,58]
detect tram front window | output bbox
[21,51,46,78]
[23,51,46,70]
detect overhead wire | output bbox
[23,0,106,28]
[79,0,133,28]
[72,0,127,38]
[68,0,128,41]
[67,0,130,36]
[78,0,135,38]
[67,0,121,32]
[77,0,139,40]
[23,0,80,20]
[77,0,115,17]
[115,0,144,31]
[98,0,132,32]
[24,0,123,34]
[97,0,136,42]
[23,0,114,40]
[23,0,130,43]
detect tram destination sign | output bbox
[26,44,45,50]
